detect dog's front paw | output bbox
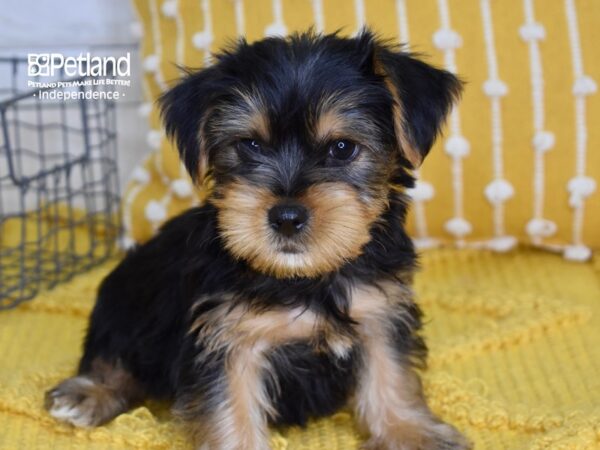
[44,376,121,427]
[360,421,471,450]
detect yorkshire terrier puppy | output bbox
[45,30,468,449]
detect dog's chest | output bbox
[187,280,411,425]
[190,279,408,358]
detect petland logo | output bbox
[28,53,131,77]
[27,52,131,101]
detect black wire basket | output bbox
[0,57,120,309]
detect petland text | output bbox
[27,53,130,78]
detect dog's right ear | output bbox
[159,67,221,183]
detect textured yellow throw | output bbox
[0,249,599,449]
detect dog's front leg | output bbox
[352,316,470,450]
[176,339,275,450]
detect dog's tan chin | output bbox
[245,241,359,279]
[249,250,320,279]
[278,243,304,254]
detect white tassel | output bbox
[192,31,213,50]
[563,244,592,262]
[131,166,150,185]
[485,179,514,204]
[572,75,597,96]
[568,176,596,208]
[413,237,439,250]
[519,22,545,41]
[487,236,517,252]
[147,130,163,150]
[444,217,472,237]
[444,135,470,158]
[161,0,178,18]
[532,131,555,153]
[264,23,287,37]
[171,179,194,198]
[526,218,557,238]
[433,28,462,50]
[483,79,508,97]
[407,181,435,202]
[145,201,167,223]
[143,54,160,73]
[119,235,136,250]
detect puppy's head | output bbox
[160,30,461,278]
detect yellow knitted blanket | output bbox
[1,249,599,449]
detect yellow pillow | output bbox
[124,0,599,261]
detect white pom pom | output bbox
[568,176,596,196]
[444,217,472,237]
[130,21,143,39]
[161,0,178,17]
[487,236,517,252]
[563,245,592,262]
[192,31,213,50]
[568,176,596,208]
[444,136,470,158]
[413,237,439,249]
[483,79,508,97]
[119,235,136,250]
[433,29,462,50]
[264,23,287,37]
[519,22,545,41]
[131,166,150,185]
[572,76,597,96]
[532,131,555,153]
[145,201,167,223]
[526,218,557,238]
[407,181,435,202]
[137,102,152,118]
[485,179,514,204]
[171,179,193,198]
[147,130,163,149]
[143,54,159,73]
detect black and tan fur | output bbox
[45,30,469,450]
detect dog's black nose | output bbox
[268,204,309,237]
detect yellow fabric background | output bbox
[1,248,599,449]
[124,0,599,258]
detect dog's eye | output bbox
[238,139,262,152]
[328,140,359,162]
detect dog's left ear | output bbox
[375,48,462,168]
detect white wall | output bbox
[0,0,149,192]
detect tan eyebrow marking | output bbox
[313,92,380,144]
[210,88,271,142]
